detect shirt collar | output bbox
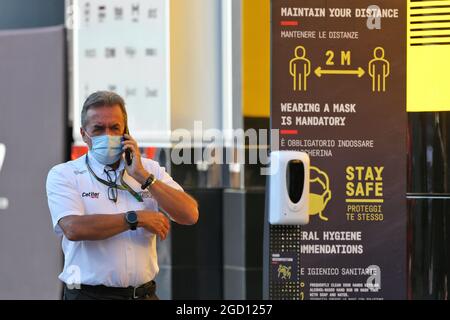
[86,152,125,177]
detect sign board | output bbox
[269,0,407,300]
[68,0,170,146]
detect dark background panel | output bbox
[408,112,450,194]
[0,26,66,299]
[171,188,223,299]
[223,189,265,299]
[408,197,450,300]
[0,0,64,30]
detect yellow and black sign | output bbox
[269,0,407,300]
[407,0,450,112]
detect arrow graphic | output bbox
[315,67,365,78]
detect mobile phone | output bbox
[124,127,132,166]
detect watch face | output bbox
[127,211,138,223]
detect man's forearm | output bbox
[59,213,129,241]
[149,181,199,225]
[132,169,199,225]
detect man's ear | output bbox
[80,127,90,146]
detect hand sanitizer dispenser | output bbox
[269,151,310,225]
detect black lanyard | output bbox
[85,155,143,202]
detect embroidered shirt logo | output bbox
[138,190,153,199]
[82,192,100,199]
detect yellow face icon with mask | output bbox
[309,166,332,221]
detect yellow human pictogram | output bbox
[289,46,311,91]
[277,264,292,280]
[368,47,390,92]
[309,166,331,221]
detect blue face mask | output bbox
[86,134,123,165]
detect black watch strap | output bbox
[141,173,156,190]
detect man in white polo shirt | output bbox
[46,91,199,300]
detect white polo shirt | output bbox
[46,153,182,288]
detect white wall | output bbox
[170,0,222,138]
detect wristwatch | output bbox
[141,173,156,190]
[125,211,138,230]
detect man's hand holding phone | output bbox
[122,133,149,185]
